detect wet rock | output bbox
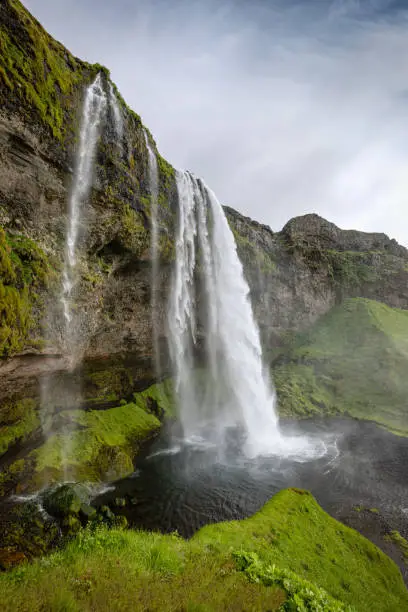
[79,503,97,521]
[42,483,91,518]
[99,505,115,523]
[61,515,81,535]
[113,515,128,529]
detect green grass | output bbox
[0,489,406,611]
[273,298,408,434]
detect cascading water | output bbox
[108,83,123,147]
[169,171,328,459]
[40,75,107,480]
[62,74,107,363]
[144,131,160,375]
[168,172,277,456]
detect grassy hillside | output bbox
[273,298,408,434]
[1,489,406,611]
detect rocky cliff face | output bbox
[2,0,408,491]
[227,207,408,350]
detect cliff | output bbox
[1,0,408,490]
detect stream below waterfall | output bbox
[95,417,408,539]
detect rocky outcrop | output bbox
[227,208,408,352]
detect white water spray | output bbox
[108,83,123,147]
[62,75,107,363]
[144,131,161,375]
[169,171,327,459]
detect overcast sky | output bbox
[24,0,408,243]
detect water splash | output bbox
[168,171,326,459]
[108,83,123,148]
[144,131,161,376]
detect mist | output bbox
[24,0,408,244]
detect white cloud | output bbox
[24,0,408,244]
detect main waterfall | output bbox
[168,172,280,456]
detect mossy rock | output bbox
[42,483,91,518]
[26,380,174,488]
[0,500,59,560]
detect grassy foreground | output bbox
[0,489,406,612]
[273,298,408,434]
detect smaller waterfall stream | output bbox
[144,132,160,376]
[169,171,327,459]
[108,83,123,147]
[62,74,107,363]
[41,75,107,481]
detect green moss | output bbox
[0,0,89,139]
[0,399,39,456]
[231,226,276,273]
[85,365,134,407]
[157,153,175,192]
[30,381,172,484]
[0,458,26,495]
[273,298,408,434]
[325,250,378,287]
[135,378,176,418]
[0,228,49,357]
[1,489,406,611]
[119,203,149,254]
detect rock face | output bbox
[2,0,408,489]
[226,208,408,351]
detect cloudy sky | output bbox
[25,0,408,243]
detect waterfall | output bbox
[108,83,123,147]
[168,171,280,456]
[144,131,160,375]
[62,74,107,364]
[40,75,106,481]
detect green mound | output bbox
[29,380,174,486]
[273,298,408,434]
[0,381,174,494]
[0,489,406,611]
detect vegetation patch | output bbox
[0,398,39,456]
[273,298,408,434]
[29,381,174,485]
[0,489,406,611]
[231,226,276,274]
[384,531,408,564]
[0,0,88,139]
[234,551,353,611]
[0,228,49,357]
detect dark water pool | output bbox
[95,418,408,539]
